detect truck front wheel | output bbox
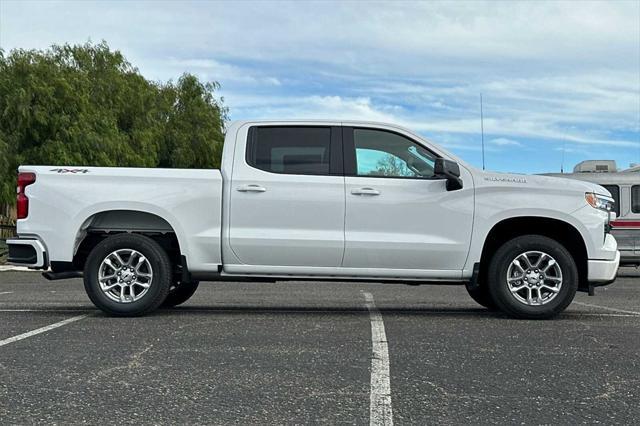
[488,235,578,319]
[84,234,172,316]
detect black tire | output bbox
[84,233,172,316]
[162,281,199,308]
[465,282,498,310]
[488,235,578,319]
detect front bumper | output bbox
[7,238,47,269]
[588,250,620,283]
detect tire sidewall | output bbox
[84,234,171,316]
[488,235,578,319]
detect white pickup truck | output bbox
[8,120,619,318]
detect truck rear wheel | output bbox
[83,234,172,316]
[488,235,578,319]
[162,281,199,308]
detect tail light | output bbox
[17,172,36,219]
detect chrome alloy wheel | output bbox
[506,251,563,306]
[98,249,153,303]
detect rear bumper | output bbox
[7,238,47,269]
[588,250,620,283]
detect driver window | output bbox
[354,128,436,178]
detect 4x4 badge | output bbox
[50,168,90,174]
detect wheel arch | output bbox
[478,216,588,291]
[71,209,185,271]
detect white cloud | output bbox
[229,95,398,123]
[490,138,522,147]
[3,1,637,78]
[163,58,282,86]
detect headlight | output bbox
[585,192,614,212]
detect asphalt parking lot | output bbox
[0,269,639,425]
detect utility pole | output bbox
[480,94,485,171]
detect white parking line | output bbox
[0,314,88,347]
[573,301,640,316]
[0,291,13,295]
[0,266,37,272]
[363,292,393,426]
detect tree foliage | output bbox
[0,41,227,204]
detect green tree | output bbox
[159,75,227,169]
[0,41,227,204]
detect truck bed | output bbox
[16,166,224,272]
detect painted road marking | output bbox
[0,291,13,295]
[363,292,393,426]
[0,266,38,272]
[0,314,88,347]
[573,301,640,316]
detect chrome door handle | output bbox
[351,187,380,196]
[237,184,267,193]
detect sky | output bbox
[1,0,639,174]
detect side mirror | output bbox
[434,158,463,191]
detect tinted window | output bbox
[247,127,331,175]
[632,186,640,213]
[602,185,620,216]
[353,128,436,178]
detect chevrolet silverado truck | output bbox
[7,120,620,318]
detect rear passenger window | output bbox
[632,186,640,213]
[246,126,331,175]
[603,185,621,216]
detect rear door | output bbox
[341,126,474,274]
[228,125,345,269]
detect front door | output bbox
[342,126,474,275]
